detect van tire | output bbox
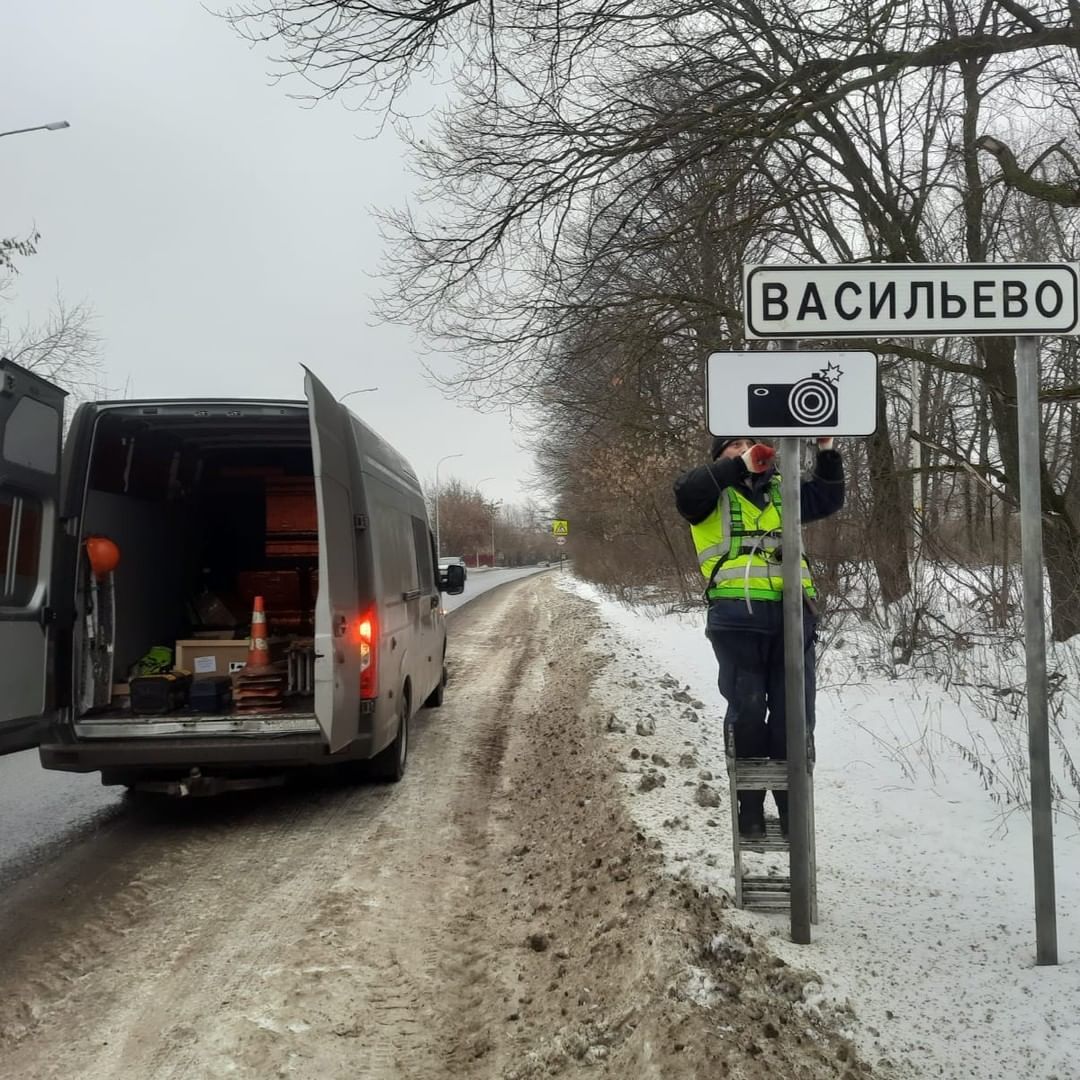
[424,666,447,709]
[373,700,409,783]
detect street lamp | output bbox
[434,452,463,558]
[339,387,378,403]
[0,121,70,139]
[477,477,497,567]
[488,500,502,568]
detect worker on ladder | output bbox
[674,436,844,839]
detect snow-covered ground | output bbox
[558,574,1080,1080]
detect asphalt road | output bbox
[0,564,556,894]
[440,562,562,614]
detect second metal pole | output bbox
[780,437,812,944]
[1015,334,1058,966]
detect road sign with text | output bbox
[743,263,1080,339]
[706,351,877,437]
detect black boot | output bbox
[738,794,766,839]
[773,791,789,838]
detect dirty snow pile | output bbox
[557,574,1080,1080]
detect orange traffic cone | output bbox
[234,596,286,714]
[245,595,272,672]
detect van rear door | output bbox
[0,359,65,746]
[305,367,361,753]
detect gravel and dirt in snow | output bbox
[0,574,880,1079]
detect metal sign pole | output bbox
[780,437,812,944]
[1015,334,1058,966]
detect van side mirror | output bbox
[439,564,466,595]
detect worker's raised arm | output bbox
[673,455,747,524]
[800,443,845,524]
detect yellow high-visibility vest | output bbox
[690,474,815,601]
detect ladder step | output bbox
[737,819,787,853]
[728,758,789,789]
[741,875,791,911]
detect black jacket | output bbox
[673,448,844,525]
[673,448,845,633]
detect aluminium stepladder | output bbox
[726,732,818,921]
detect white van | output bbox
[0,359,465,791]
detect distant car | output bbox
[439,556,467,583]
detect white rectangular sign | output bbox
[706,351,877,437]
[743,263,1080,338]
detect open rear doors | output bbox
[0,359,65,750]
[305,367,361,753]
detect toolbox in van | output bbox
[189,676,234,714]
[130,673,192,716]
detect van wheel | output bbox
[373,701,409,783]
[424,666,447,709]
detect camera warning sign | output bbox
[706,351,877,437]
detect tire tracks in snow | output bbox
[0,575,549,1080]
[0,575,878,1080]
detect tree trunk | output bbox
[981,336,1080,640]
[866,389,912,604]
[1043,491,1080,642]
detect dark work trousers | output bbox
[708,621,816,814]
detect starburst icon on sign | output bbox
[814,361,843,385]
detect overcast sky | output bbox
[2,1,538,508]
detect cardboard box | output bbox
[175,639,251,677]
[174,638,288,677]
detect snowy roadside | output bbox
[557,574,1080,1080]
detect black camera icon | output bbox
[747,375,838,428]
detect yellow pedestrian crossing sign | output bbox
[552,519,569,536]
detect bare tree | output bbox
[0,230,40,276]
[0,290,105,407]
[232,0,1080,637]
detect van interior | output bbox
[77,406,322,724]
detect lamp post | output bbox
[488,500,501,568]
[0,121,70,139]
[434,452,463,558]
[339,387,378,403]
[477,477,497,568]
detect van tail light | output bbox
[352,609,377,698]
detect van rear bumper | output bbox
[38,732,374,778]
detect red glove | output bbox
[742,443,776,473]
